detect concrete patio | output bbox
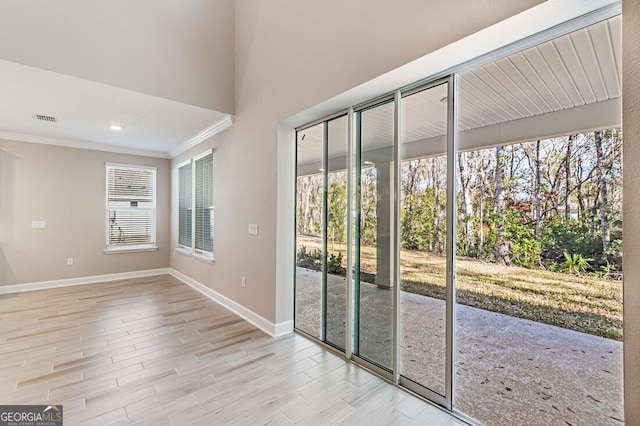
[295,267,624,425]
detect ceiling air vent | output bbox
[34,114,57,123]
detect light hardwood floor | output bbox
[0,275,464,425]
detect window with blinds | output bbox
[105,164,157,251]
[177,150,214,260]
[178,162,193,248]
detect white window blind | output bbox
[106,164,157,250]
[195,152,214,253]
[177,150,214,260]
[178,162,193,248]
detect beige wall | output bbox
[170,0,543,323]
[0,139,170,285]
[172,3,640,422]
[623,0,639,423]
[0,0,636,422]
[0,0,235,113]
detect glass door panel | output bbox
[355,100,395,371]
[454,18,623,425]
[325,115,349,350]
[398,83,449,397]
[295,123,325,339]
[295,116,349,351]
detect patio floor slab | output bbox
[295,267,624,425]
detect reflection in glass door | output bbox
[399,81,450,400]
[295,115,348,351]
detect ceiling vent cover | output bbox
[34,114,56,123]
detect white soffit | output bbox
[294,1,621,168]
[0,60,230,158]
[285,0,620,131]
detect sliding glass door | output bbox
[325,116,349,350]
[353,99,396,372]
[295,123,323,340]
[295,115,348,351]
[296,77,457,408]
[398,81,452,403]
[453,17,623,425]
[294,15,623,424]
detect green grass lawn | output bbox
[301,236,623,340]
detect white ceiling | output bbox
[296,15,621,168]
[0,59,229,158]
[1,12,620,163]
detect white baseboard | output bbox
[169,268,293,338]
[0,267,295,339]
[0,268,171,295]
[273,320,294,337]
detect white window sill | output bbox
[104,245,158,254]
[175,247,214,264]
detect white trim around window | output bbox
[177,149,214,262]
[105,163,158,253]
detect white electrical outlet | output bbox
[248,224,259,235]
[31,220,45,229]
[67,258,74,266]
[241,277,246,288]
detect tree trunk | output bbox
[433,158,445,254]
[478,155,487,256]
[577,181,585,218]
[431,159,439,253]
[535,140,542,238]
[595,130,610,253]
[565,135,574,220]
[495,145,510,265]
[458,152,475,254]
[303,180,312,234]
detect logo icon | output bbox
[0,405,63,426]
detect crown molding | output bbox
[170,115,234,158]
[0,131,170,159]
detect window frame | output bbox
[104,162,158,253]
[177,159,193,251]
[176,149,214,262]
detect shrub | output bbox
[296,246,346,276]
[561,252,593,274]
[296,246,322,271]
[541,219,602,266]
[327,252,344,275]
[505,210,542,268]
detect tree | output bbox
[458,152,475,254]
[535,140,542,237]
[494,145,511,265]
[594,130,610,253]
[327,173,347,245]
[297,174,322,236]
[565,135,574,220]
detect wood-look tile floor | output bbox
[0,275,464,425]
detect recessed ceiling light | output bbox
[109,124,123,131]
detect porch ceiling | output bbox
[297,15,621,170]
